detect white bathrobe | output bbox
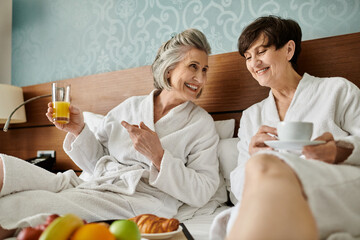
[0,90,222,230]
[210,73,360,240]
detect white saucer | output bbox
[264,140,326,151]
[141,225,182,239]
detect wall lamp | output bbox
[0,84,51,132]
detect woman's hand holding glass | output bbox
[46,102,85,137]
[121,121,164,171]
[249,125,278,155]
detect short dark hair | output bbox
[238,15,302,69]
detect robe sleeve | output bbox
[148,116,220,208]
[229,110,253,202]
[335,80,360,165]
[63,121,109,174]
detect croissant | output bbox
[128,214,180,233]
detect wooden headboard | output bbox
[1,32,359,172]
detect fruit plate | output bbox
[141,225,183,239]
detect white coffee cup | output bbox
[277,121,313,141]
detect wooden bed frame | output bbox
[1,32,359,173]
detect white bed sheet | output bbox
[182,205,230,240]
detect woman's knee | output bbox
[245,153,293,180]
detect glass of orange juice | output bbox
[52,82,71,124]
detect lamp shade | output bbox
[0,83,26,124]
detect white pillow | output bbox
[214,119,235,139]
[83,111,104,133]
[217,137,239,205]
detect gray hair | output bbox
[152,28,211,90]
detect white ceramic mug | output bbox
[277,121,313,141]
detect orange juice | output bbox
[53,101,70,124]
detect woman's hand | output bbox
[302,132,353,164]
[46,102,85,137]
[249,125,278,155]
[121,121,164,171]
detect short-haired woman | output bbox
[211,16,360,240]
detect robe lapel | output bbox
[264,91,281,125]
[283,73,312,122]
[139,89,191,136]
[264,74,312,124]
[141,90,157,131]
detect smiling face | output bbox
[243,34,294,88]
[167,47,209,102]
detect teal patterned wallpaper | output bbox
[12,0,360,87]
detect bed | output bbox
[1,32,360,239]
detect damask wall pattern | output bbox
[12,0,360,86]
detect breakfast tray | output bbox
[170,223,194,240]
[94,220,194,240]
[6,223,194,240]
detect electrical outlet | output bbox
[37,150,56,158]
[32,150,56,171]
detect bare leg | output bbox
[0,156,3,192]
[227,154,318,240]
[0,226,16,239]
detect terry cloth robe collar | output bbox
[141,89,191,132]
[263,73,312,122]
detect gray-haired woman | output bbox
[0,28,226,238]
